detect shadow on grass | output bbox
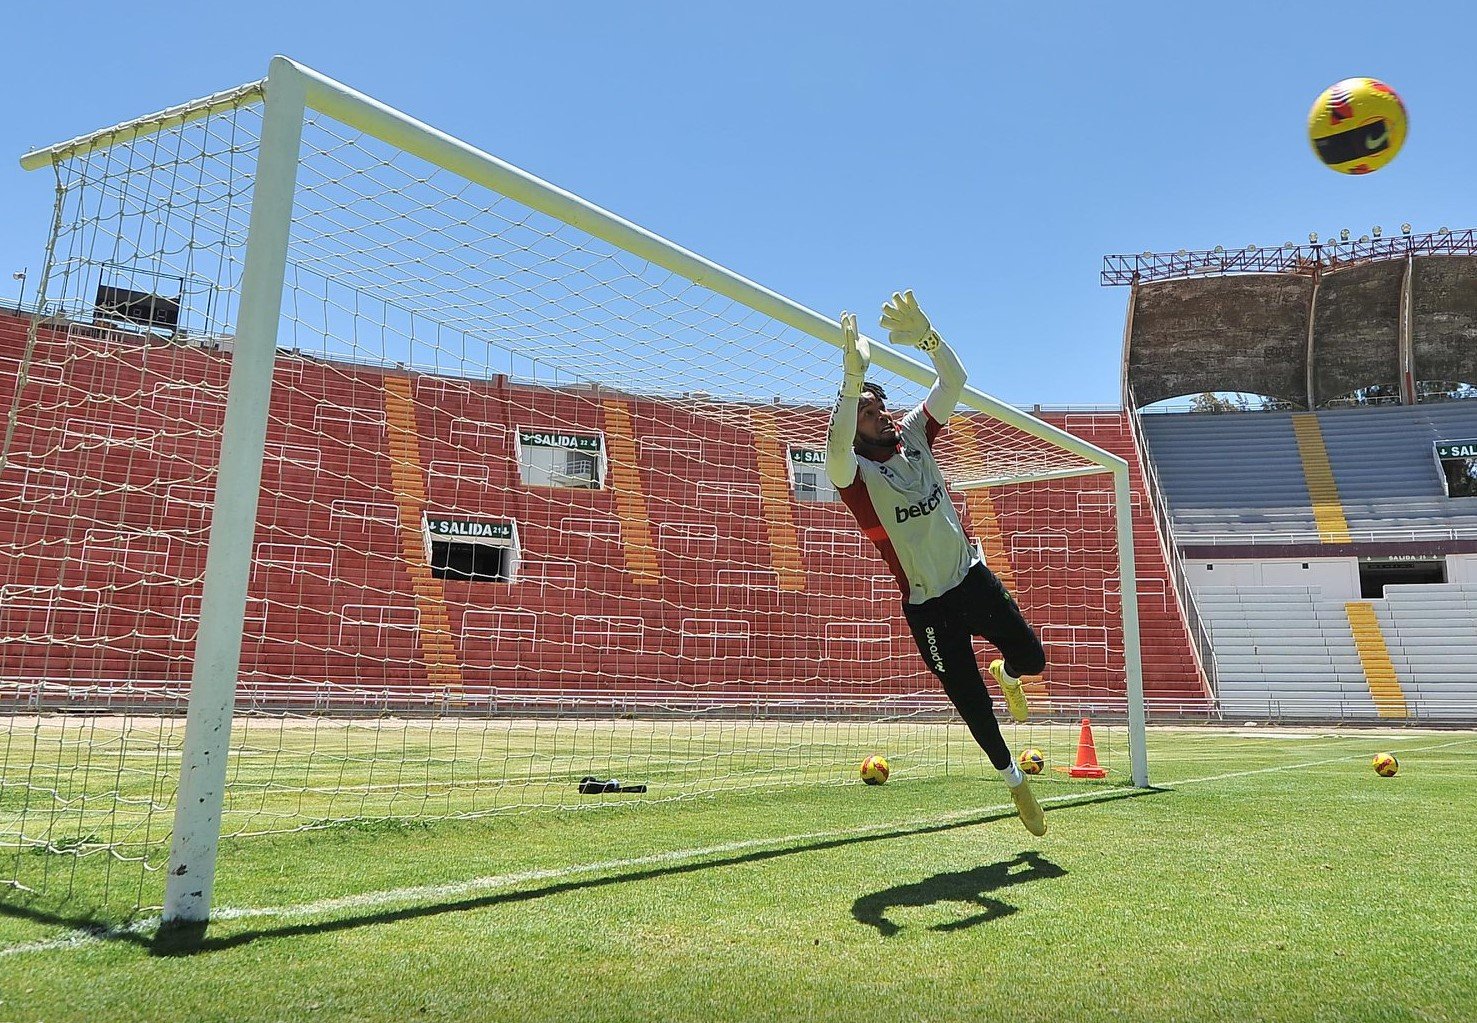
[852,851,1067,937]
[0,786,1162,957]
[0,900,157,954]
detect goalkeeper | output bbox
[826,292,1047,837]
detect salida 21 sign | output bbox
[425,518,513,540]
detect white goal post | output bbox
[15,56,1148,926]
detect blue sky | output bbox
[2,1,1472,405]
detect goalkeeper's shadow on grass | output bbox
[141,785,1160,956]
[852,851,1066,938]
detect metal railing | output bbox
[9,676,1477,726]
[1102,227,1477,286]
[1124,385,1220,698]
[1179,524,1477,547]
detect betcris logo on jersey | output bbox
[895,483,945,523]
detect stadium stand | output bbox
[1195,585,1377,719]
[1114,239,1477,723]
[1138,411,1319,541]
[1318,402,1477,537]
[1131,355,1477,719]
[1138,402,1477,721]
[0,308,1209,715]
[1374,583,1477,722]
[1141,402,1477,543]
[1033,410,1207,708]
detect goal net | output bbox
[0,59,1148,925]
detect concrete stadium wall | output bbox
[1127,275,1310,407]
[1310,262,1402,405]
[1128,256,1477,408]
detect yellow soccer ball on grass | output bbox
[1018,748,1045,775]
[1372,752,1399,777]
[859,754,890,785]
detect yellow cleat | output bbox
[990,658,1030,723]
[1010,778,1047,837]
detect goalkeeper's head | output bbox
[855,381,900,451]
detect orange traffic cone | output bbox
[1069,717,1107,778]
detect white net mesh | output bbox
[0,77,1168,919]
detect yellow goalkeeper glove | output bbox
[880,289,941,353]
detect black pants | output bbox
[903,562,1046,770]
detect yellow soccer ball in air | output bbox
[1308,77,1407,174]
[1372,752,1399,777]
[860,754,891,785]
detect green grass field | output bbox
[3,724,1476,1022]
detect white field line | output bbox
[5,733,1474,959]
[1155,733,1477,787]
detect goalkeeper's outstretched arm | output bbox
[923,335,966,425]
[880,290,965,424]
[825,311,867,489]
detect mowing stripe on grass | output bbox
[5,733,1473,959]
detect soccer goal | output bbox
[0,57,1147,926]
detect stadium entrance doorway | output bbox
[1358,555,1445,597]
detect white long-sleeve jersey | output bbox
[824,339,975,604]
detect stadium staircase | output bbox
[599,399,662,586]
[383,374,464,694]
[1290,413,1352,542]
[747,407,807,592]
[1342,601,1407,717]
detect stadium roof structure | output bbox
[1104,230,1477,409]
